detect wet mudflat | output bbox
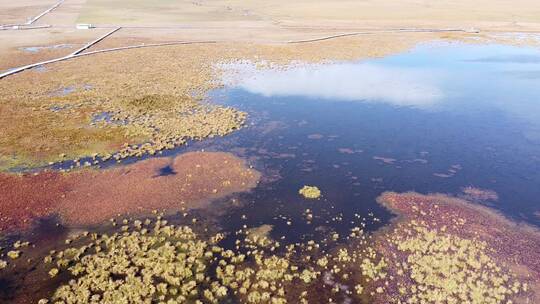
[1,42,540,303]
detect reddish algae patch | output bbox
[59,151,260,225]
[0,152,260,231]
[0,172,67,232]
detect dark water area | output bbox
[195,42,540,243]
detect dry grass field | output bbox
[0,0,54,24]
[76,0,540,30]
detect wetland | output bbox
[1,41,540,304]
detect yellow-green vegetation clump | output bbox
[384,222,525,304]
[216,254,318,303]
[101,94,246,163]
[359,247,387,283]
[41,218,322,304]
[36,214,392,303]
[299,186,321,199]
[45,221,227,303]
[7,250,20,259]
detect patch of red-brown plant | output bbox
[0,152,260,231]
[376,191,540,302]
[0,171,68,232]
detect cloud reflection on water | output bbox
[223,62,444,107]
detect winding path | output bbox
[286,28,479,43]
[0,27,121,79]
[0,40,217,80]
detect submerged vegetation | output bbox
[376,222,522,303]
[374,192,540,304]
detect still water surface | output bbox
[193,42,540,242]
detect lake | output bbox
[197,42,540,243]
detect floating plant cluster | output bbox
[44,220,224,303]
[299,186,321,199]
[2,210,387,303]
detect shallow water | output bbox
[199,42,540,242]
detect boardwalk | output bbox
[0,27,121,79]
[0,0,65,29]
